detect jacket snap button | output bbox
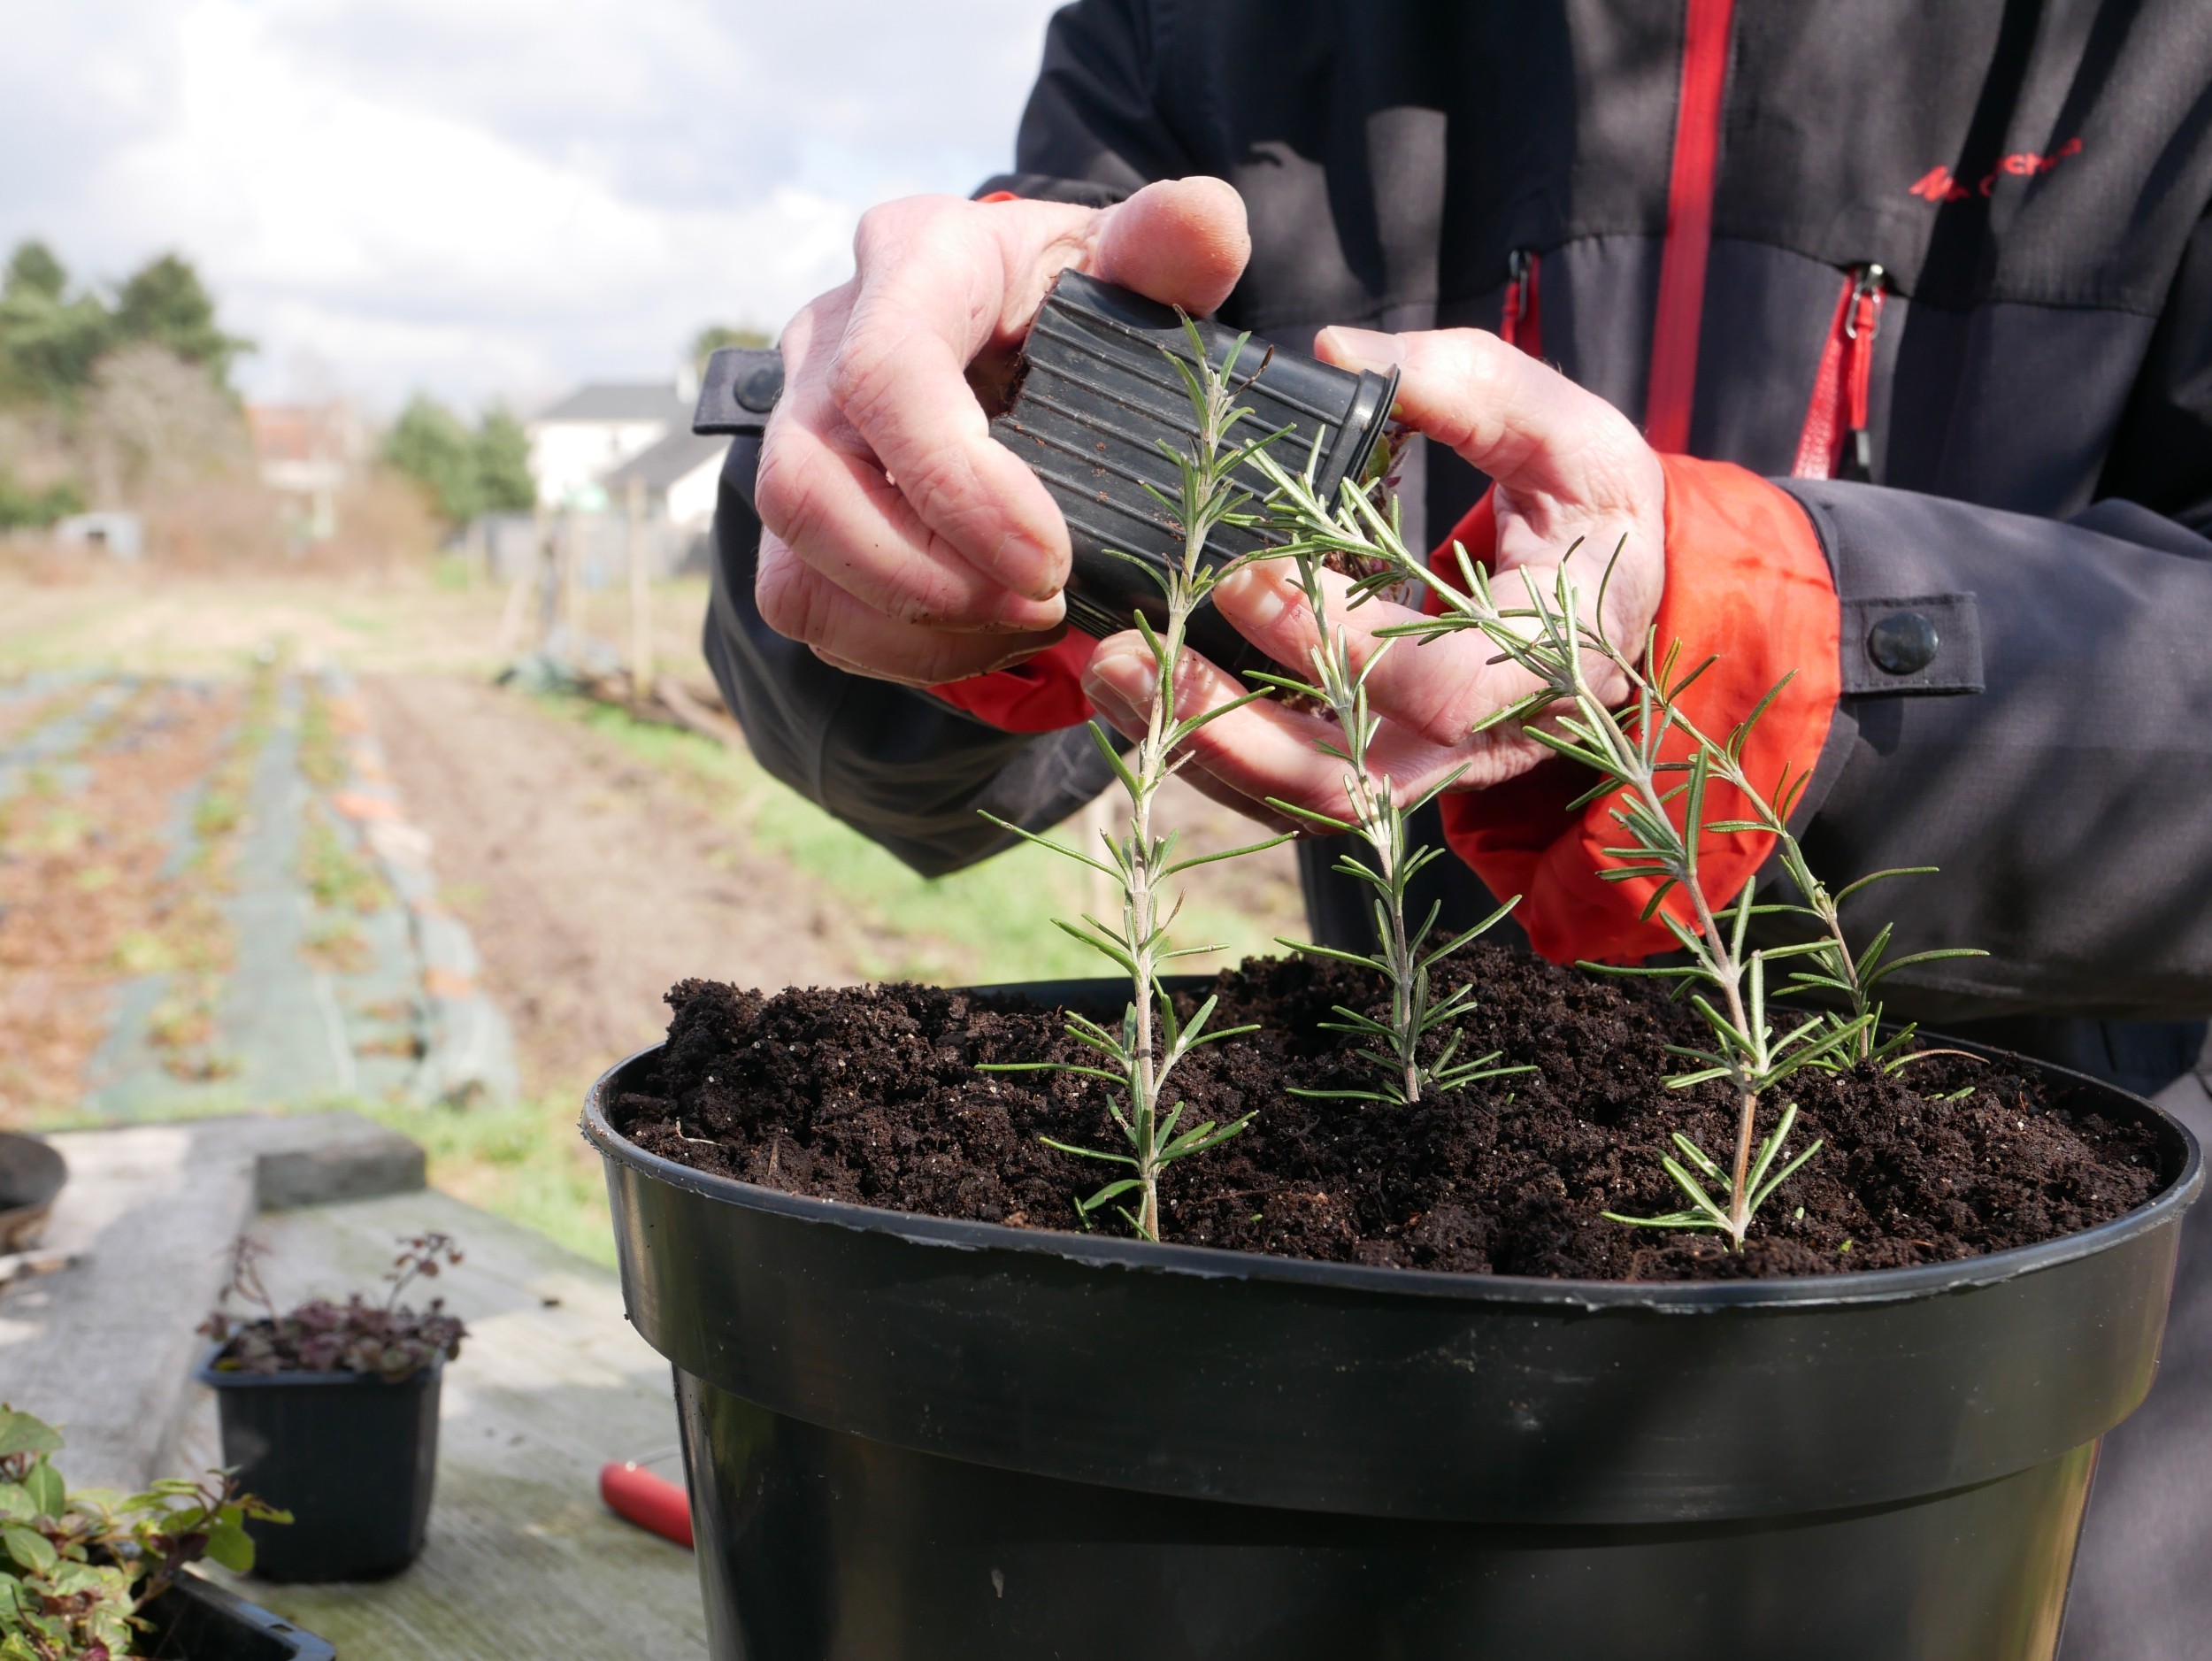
[737,360,785,412]
[1867,611,1939,675]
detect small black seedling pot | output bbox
[584,978,2203,1661]
[139,1568,335,1660]
[987,270,1397,670]
[195,1350,442,1583]
[694,273,1399,674]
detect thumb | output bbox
[1087,176,1250,315]
[1315,326,1653,511]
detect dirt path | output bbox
[359,674,861,1096]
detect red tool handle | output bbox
[599,1460,694,1548]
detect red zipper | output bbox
[1501,249,1543,358]
[1645,0,1737,453]
[1791,263,1886,481]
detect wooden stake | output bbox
[626,474,653,699]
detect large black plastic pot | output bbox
[138,1568,335,1659]
[196,1349,442,1582]
[583,978,2204,1661]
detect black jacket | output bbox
[704,0,2212,1092]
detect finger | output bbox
[1314,326,1657,519]
[756,537,1066,686]
[1212,560,1546,749]
[757,288,1064,634]
[1081,632,1394,822]
[758,396,1067,633]
[831,181,1253,603]
[1087,176,1250,315]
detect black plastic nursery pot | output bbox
[583,979,2204,1661]
[137,1567,334,1660]
[196,1349,442,1583]
[989,269,1397,673]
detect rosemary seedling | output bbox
[1248,445,1527,1106]
[1261,471,1980,1248]
[980,319,1290,1241]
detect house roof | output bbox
[601,429,730,492]
[533,382,689,424]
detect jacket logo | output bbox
[1910,136,2082,204]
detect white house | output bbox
[600,430,730,534]
[526,382,691,510]
[246,402,365,542]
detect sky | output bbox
[0,0,1064,414]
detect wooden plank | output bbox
[180,1188,707,1660]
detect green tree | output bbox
[0,469,83,529]
[0,240,112,404]
[383,395,482,523]
[383,396,540,523]
[475,406,536,512]
[4,242,66,301]
[691,322,771,376]
[113,252,251,381]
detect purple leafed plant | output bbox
[200,1230,468,1381]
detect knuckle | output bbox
[827,329,896,426]
[753,547,815,642]
[749,440,820,548]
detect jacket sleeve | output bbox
[703,439,1116,879]
[701,2,1179,877]
[1769,480,2212,1027]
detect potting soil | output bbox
[612,946,2162,1281]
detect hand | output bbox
[1079,327,1667,824]
[752,177,1251,686]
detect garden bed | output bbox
[607,943,2161,1282]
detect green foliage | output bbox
[111,255,250,381]
[4,247,65,304]
[0,473,82,533]
[690,323,772,374]
[383,396,538,523]
[1252,447,1529,1105]
[0,242,248,409]
[0,250,111,407]
[474,408,536,513]
[0,1405,286,1660]
[980,319,1288,1241]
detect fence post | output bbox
[626,475,652,699]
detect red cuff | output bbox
[928,633,1096,733]
[1439,455,1840,963]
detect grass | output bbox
[545,693,1291,986]
[349,1094,615,1265]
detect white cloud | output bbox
[0,0,1064,412]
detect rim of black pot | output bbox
[193,1343,445,1388]
[583,1004,2204,1315]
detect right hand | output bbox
[753,177,1251,686]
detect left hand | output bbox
[1079,325,1667,826]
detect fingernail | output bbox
[1217,565,1291,631]
[991,588,1065,632]
[1315,327,1405,374]
[1084,643,1155,710]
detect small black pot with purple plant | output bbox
[196,1233,466,1584]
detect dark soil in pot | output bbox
[607,942,2161,1282]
